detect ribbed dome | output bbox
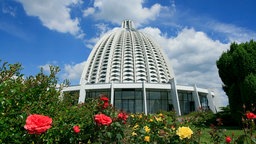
[81,20,174,84]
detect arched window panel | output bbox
[149,67,157,71]
[111,69,120,73]
[124,58,132,61]
[124,73,133,77]
[160,76,166,80]
[112,62,121,65]
[136,73,146,77]
[135,55,143,59]
[98,79,105,83]
[99,74,106,78]
[124,68,133,72]
[124,63,133,67]
[124,61,133,65]
[112,65,121,69]
[100,69,107,73]
[150,73,158,78]
[90,81,96,84]
[110,78,120,82]
[137,78,147,82]
[150,79,158,83]
[123,77,133,82]
[124,52,132,55]
[136,65,145,69]
[136,69,146,73]
[111,73,120,77]
[124,55,133,58]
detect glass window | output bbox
[178,91,194,115]
[86,89,110,100]
[199,93,209,110]
[146,90,170,113]
[114,89,143,113]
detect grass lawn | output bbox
[197,126,255,143]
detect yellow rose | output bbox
[155,116,163,122]
[133,124,139,130]
[144,125,150,133]
[176,126,193,140]
[132,132,137,136]
[144,136,150,142]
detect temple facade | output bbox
[63,20,217,115]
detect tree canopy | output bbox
[216,40,256,123]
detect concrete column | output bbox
[170,78,181,115]
[78,85,86,103]
[207,89,217,113]
[111,82,114,105]
[143,81,147,115]
[193,84,201,110]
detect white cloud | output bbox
[61,61,86,83]
[2,5,16,17]
[17,0,84,38]
[141,27,230,107]
[208,21,256,43]
[83,7,95,17]
[83,0,163,26]
[39,64,51,74]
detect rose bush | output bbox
[2,61,256,144]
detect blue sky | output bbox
[1,0,256,107]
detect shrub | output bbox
[215,106,238,126]
[184,110,216,127]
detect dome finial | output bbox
[121,20,134,29]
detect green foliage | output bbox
[1,61,256,144]
[0,61,63,143]
[0,61,128,143]
[185,110,216,127]
[216,40,256,124]
[215,106,237,126]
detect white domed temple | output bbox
[63,20,216,115]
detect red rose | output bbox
[24,114,52,134]
[100,96,109,109]
[73,125,80,133]
[102,102,109,108]
[100,96,109,102]
[225,136,232,143]
[246,112,256,119]
[118,112,128,121]
[94,114,112,126]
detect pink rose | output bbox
[73,125,80,133]
[94,114,112,126]
[24,114,52,134]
